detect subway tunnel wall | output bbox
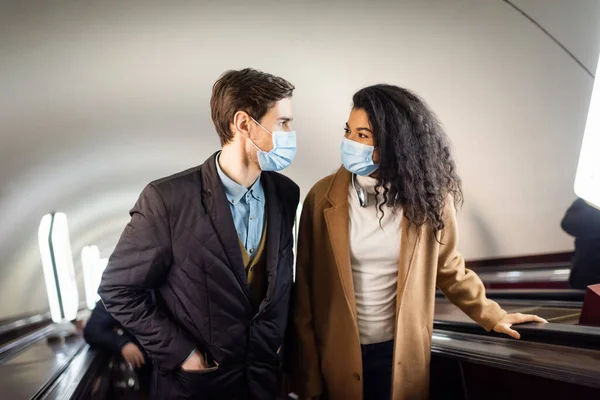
[0,0,599,319]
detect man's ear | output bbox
[233,111,252,139]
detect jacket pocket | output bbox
[175,366,221,398]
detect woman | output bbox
[290,84,545,400]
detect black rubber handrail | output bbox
[33,344,110,400]
[436,289,586,302]
[433,317,600,351]
[431,328,600,389]
[30,339,89,400]
[0,311,51,334]
[470,261,571,273]
[0,311,53,348]
[0,324,55,363]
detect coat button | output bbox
[353,372,361,381]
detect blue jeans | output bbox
[361,340,394,400]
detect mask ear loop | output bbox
[247,138,262,152]
[250,117,273,136]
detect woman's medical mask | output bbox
[341,137,379,176]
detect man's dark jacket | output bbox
[98,152,300,399]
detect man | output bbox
[99,68,300,399]
[83,300,151,389]
[561,197,600,289]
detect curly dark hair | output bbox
[352,84,463,232]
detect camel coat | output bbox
[289,168,506,400]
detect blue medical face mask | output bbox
[341,137,379,176]
[249,118,297,172]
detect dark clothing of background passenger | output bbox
[84,300,138,353]
[84,300,151,387]
[562,198,600,289]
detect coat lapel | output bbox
[323,168,359,322]
[200,153,251,303]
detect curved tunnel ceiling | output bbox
[0,0,599,318]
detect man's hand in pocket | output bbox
[181,350,214,372]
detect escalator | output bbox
[0,311,146,400]
[4,290,599,399]
[431,291,600,400]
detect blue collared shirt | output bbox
[215,154,265,260]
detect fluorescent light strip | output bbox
[81,245,100,310]
[38,212,79,323]
[81,245,108,310]
[38,214,62,323]
[574,51,600,208]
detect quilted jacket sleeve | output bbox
[98,183,196,371]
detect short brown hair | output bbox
[210,68,295,145]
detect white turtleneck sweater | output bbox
[348,174,402,345]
